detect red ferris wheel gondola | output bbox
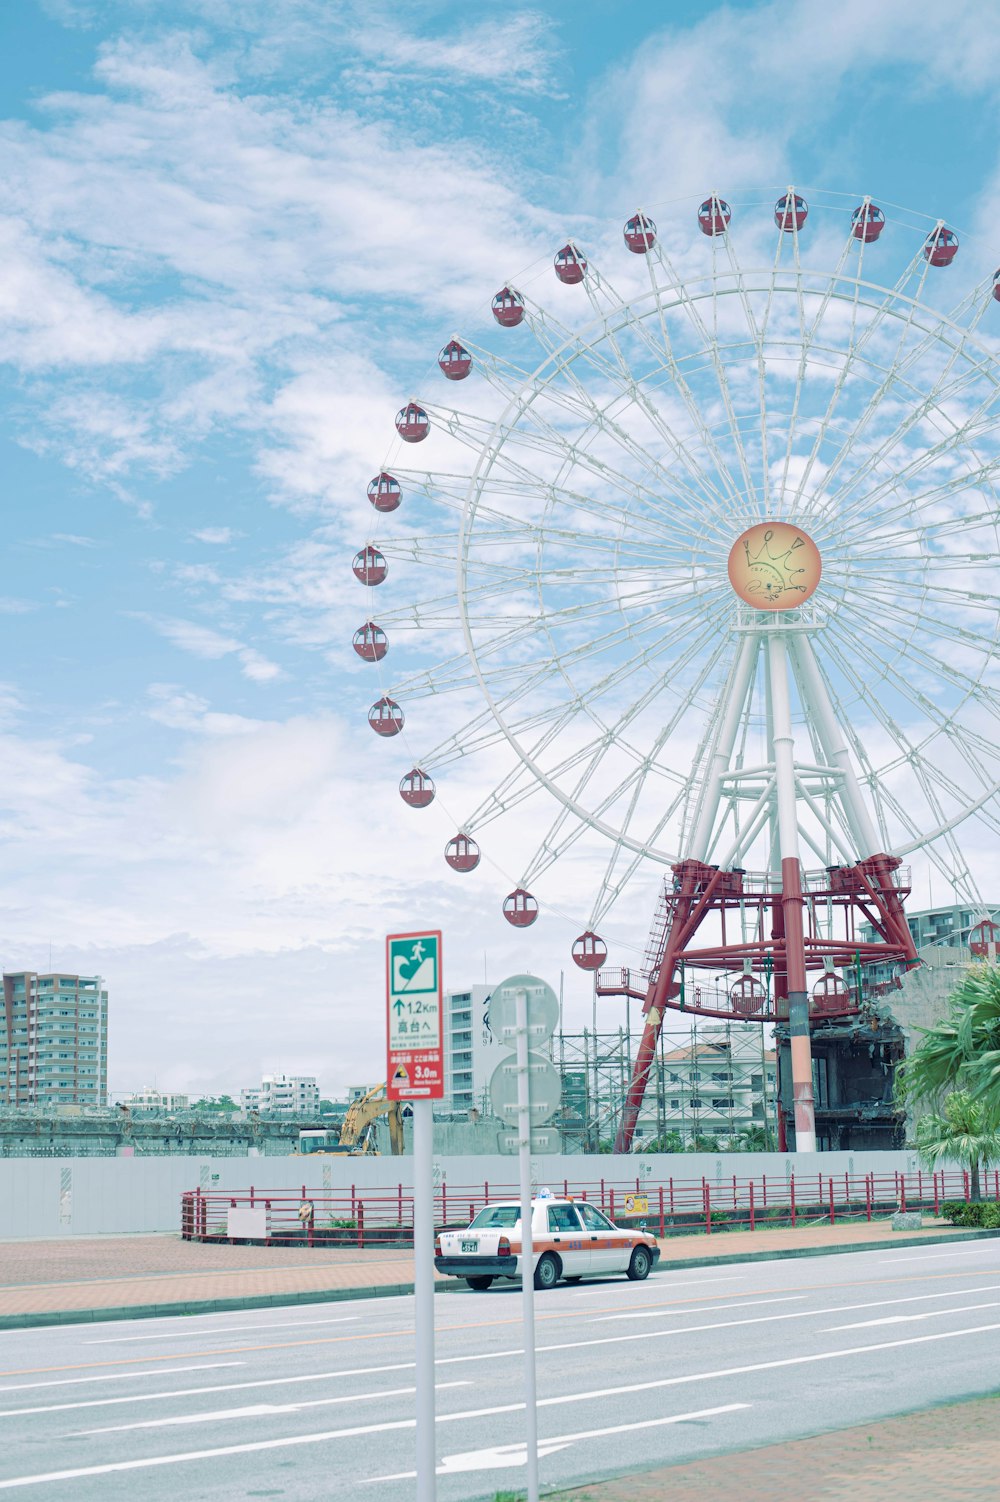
[445,833,480,872]
[729,975,766,1016]
[924,226,959,266]
[554,243,587,285]
[623,213,656,253]
[993,269,1000,302]
[395,402,430,442]
[399,767,435,808]
[492,286,525,327]
[369,697,404,736]
[353,621,387,662]
[352,546,387,586]
[774,192,808,232]
[851,203,886,242]
[438,339,472,381]
[502,888,538,927]
[571,931,607,971]
[368,473,401,512]
[697,197,731,236]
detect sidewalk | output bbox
[0,1216,994,1328]
[549,1393,1000,1501]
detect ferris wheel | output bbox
[354,186,1000,1152]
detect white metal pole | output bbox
[515,987,540,1502]
[413,1099,436,1502]
[789,634,881,857]
[767,632,817,1155]
[688,636,759,861]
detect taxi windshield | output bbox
[469,1205,520,1229]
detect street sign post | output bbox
[386,930,444,1101]
[386,929,443,1502]
[487,973,561,1502]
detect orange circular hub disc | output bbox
[727,522,822,610]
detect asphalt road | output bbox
[1,1239,999,1499]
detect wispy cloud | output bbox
[137,614,283,682]
[192,526,238,544]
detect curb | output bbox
[2,1227,995,1331]
[0,1278,466,1331]
[655,1225,999,1272]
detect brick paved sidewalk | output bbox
[549,1393,1000,1501]
[0,1217,992,1326]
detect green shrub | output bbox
[939,1200,1000,1228]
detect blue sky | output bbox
[2,0,1000,1098]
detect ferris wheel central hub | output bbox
[727,522,822,610]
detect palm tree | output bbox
[914,1091,1000,1201]
[895,963,1000,1110]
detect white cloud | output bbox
[138,614,283,682]
[580,0,1000,209]
[192,526,238,544]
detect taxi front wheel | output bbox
[533,1253,561,1290]
[627,1246,652,1281]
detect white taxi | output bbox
[434,1195,660,1291]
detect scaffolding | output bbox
[555,1014,777,1153]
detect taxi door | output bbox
[545,1203,590,1275]
[578,1200,629,1274]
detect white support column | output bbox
[688,636,760,861]
[789,634,881,858]
[767,631,817,1156]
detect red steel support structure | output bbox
[606,527,921,1155]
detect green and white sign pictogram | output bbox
[386,929,444,1100]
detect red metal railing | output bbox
[180,1167,1000,1244]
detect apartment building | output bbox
[0,972,108,1107]
[240,1072,320,1115]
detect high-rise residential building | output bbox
[0,972,108,1108]
[861,902,1000,952]
[240,1072,320,1116]
[442,985,509,1115]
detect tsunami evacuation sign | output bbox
[386,930,444,1101]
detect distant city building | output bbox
[240,1072,320,1116]
[861,903,999,952]
[0,972,108,1108]
[645,1028,777,1145]
[124,1087,190,1112]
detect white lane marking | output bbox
[0,1364,243,1397]
[0,1364,420,1419]
[592,1295,804,1322]
[3,1323,999,1489]
[11,1281,1000,1420]
[366,1403,750,1482]
[86,1316,359,1343]
[77,1381,471,1435]
[569,1275,743,1294]
[878,1249,998,1262]
[823,1300,1000,1331]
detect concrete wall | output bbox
[0,1148,924,1240]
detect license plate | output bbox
[461,1239,478,1253]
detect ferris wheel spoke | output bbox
[575,263,752,515]
[519,295,742,519]
[520,632,735,888]
[458,395,740,542]
[776,229,868,508]
[812,320,1000,526]
[814,635,982,879]
[788,253,965,511]
[832,595,1000,720]
[845,588,1000,676]
[824,614,1000,786]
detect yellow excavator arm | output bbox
[338,1083,405,1155]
